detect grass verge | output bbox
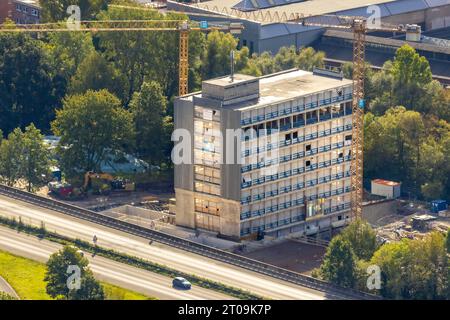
[0,215,263,300]
[0,249,152,300]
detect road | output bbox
[0,195,336,300]
[0,226,233,300]
[0,275,19,299]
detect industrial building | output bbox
[168,0,450,55]
[0,0,41,24]
[174,68,354,240]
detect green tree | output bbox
[0,33,64,133]
[0,128,24,186]
[45,32,95,83]
[296,47,325,71]
[45,245,105,300]
[320,237,357,288]
[130,81,168,165]
[21,124,51,192]
[69,51,127,100]
[40,0,110,22]
[370,232,448,299]
[339,218,378,261]
[201,30,242,80]
[391,44,433,111]
[97,6,194,103]
[51,90,134,176]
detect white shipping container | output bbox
[371,179,401,199]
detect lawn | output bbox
[0,250,152,300]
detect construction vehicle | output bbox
[48,181,74,199]
[83,171,136,195]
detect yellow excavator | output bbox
[83,172,135,195]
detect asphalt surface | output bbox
[0,226,233,300]
[0,195,338,300]
[0,275,19,299]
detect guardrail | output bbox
[0,184,380,300]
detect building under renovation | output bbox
[174,68,354,240]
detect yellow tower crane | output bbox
[185,3,409,220]
[0,15,243,96]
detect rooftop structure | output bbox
[174,69,354,240]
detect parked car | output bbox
[172,277,191,290]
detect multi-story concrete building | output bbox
[0,0,41,24]
[174,68,354,241]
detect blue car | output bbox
[172,277,191,290]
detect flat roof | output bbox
[192,69,352,111]
[372,179,401,186]
[204,73,257,87]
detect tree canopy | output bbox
[45,245,105,300]
[51,90,134,176]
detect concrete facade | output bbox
[174,68,355,240]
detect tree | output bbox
[391,44,433,110]
[320,237,357,288]
[296,47,325,71]
[0,128,24,186]
[69,51,127,100]
[201,30,242,80]
[0,33,64,133]
[21,124,51,192]
[45,32,95,83]
[0,125,50,190]
[40,0,110,22]
[97,6,193,103]
[370,232,448,299]
[339,218,378,261]
[51,90,134,176]
[45,245,104,300]
[130,81,168,165]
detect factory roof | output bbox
[181,0,450,27]
[195,0,398,18]
[192,68,352,111]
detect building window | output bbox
[195,198,220,216]
[293,131,298,139]
[305,144,311,151]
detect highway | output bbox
[0,226,233,300]
[0,195,335,300]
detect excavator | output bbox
[83,172,136,195]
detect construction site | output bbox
[3,0,448,250]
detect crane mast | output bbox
[350,20,367,220]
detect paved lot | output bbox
[242,240,326,275]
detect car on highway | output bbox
[172,277,191,290]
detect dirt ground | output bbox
[241,240,326,275]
